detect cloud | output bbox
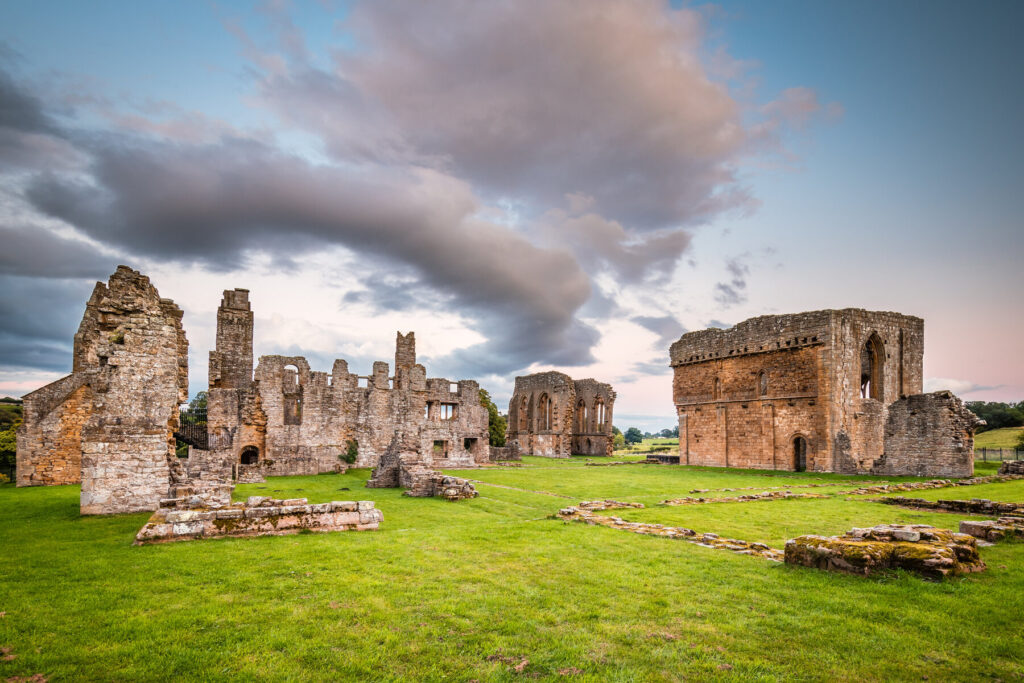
[631,315,687,347]
[255,0,761,228]
[0,58,81,170]
[713,257,749,307]
[923,377,1000,396]
[0,225,117,279]
[0,275,98,371]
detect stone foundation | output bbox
[877,496,1024,516]
[784,524,984,579]
[959,517,1024,543]
[134,496,382,544]
[662,490,826,506]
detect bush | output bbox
[340,440,359,464]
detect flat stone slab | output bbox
[134,499,382,544]
[959,517,1024,543]
[785,524,984,579]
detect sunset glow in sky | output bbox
[1,0,1021,432]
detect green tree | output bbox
[479,389,507,447]
[965,401,1024,432]
[612,425,622,437]
[624,427,643,445]
[1016,430,1024,451]
[189,391,208,411]
[613,432,625,449]
[0,417,20,475]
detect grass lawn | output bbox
[974,427,1024,450]
[1,461,1022,681]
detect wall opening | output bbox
[793,436,807,472]
[860,333,885,401]
[576,399,587,432]
[758,370,768,397]
[594,397,606,429]
[433,440,450,457]
[518,396,529,431]
[463,437,479,454]
[240,445,259,465]
[439,403,457,420]
[538,393,552,431]
[284,395,302,425]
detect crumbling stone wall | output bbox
[17,266,189,514]
[669,309,978,476]
[873,392,982,477]
[202,291,489,476]
[506,372,616,457]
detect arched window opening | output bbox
[793,436,807,472]
[538,393,552,431]
[240,446,259,465]
[758,371,768,397]
[518,396,529,431]
[594,398,606,430]
[860,334,885,401]
[576,399,587,432]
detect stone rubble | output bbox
[876,496,1024,516]
[998,461,1024,475]
[662,491,827,506]
[135,496,383,544]
[784,524,985,579]
[557,503,783,562]
[366,433,478,500]
[959,517,1024,543]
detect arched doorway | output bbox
[240,446,259,465]
[860,333,885,400]
[793,436,807,472]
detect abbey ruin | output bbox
[15,267,489,515]
[669,309,982,477]
[506,372,616,457]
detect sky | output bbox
[1,0,1021,433]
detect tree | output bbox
[611,425,622,437]
[479,389,507,447]
[1017,429,1024,451]
[0,416,20,476]
[965,401,1024,432]
[189,391,208,412]
[624,427,643,445]
[613,432,625,449]
[659,428,673,438]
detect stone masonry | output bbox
[17,266,189,514]
[204,289,490,476]
[506,372,616,457]
[669,309,982,476]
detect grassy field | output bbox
[974,426,1024,450]
[1,460,1022,681]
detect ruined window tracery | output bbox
[538,393,552,430]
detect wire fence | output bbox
[974,447,1023,462]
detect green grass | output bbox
[1,464,1022,681]
[974,427,1024,450]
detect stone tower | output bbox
[394,331,416,390]
[209,289,253,390]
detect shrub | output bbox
[340,440,359,464]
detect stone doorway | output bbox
[793,436,807,472]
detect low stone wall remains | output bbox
[876,496,1024,516]
[784,524,984,579]
[135,496,382,544]
[841,474,1024,496]
[557,503,783,561]
[662,491,826,506]
[959,517,1024,542]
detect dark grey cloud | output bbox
[0,276,96,371]
[631,315,687,347]
[25,137,593,373]
[0,58,81,171]
[0,225,116,279]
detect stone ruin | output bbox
[998,460,1024,475]
[784,524,985,579]
[506,372,616,458]
[959,517,1024,543]
[15,266,490,517]
[366,433,479,500]
[16,266,190,513]
[669,309,983,477]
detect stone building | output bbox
[17,266,190,513]
[16,267,490,514]
[669,309,982,477]
[506,372,616,457]
[195,290,492,478]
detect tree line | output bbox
[966,401,1024,432]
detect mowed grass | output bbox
[974,427,1024,450]
[0,462,1022,682]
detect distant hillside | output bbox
[974,427,1023,450]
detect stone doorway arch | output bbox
[793,436,807,472]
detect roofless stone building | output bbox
[506,372,616,457]
[16,266,489,514]
[669,309,982,477]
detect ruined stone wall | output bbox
[671,309,972,476]
[874,391,980,477]
[571,378,616,456]
[507,373,617,457]
[674,345,824,470]
[507,372,576,457]
[209,289,253,391]
[75,267,188,514]
[16,379,93,486]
